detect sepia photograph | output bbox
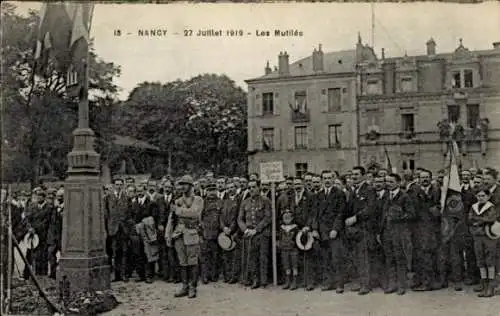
[1,1,500,315]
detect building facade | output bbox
[246,37,500,177]
[358,39,500,173]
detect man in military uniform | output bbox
[166,175,204,298]
[237,179,272,289]
[345,166,377,295]
[317,171,347,293]
[200,182,222,283]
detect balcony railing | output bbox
[291,109,310,123]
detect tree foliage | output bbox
[1,3,121,185]
[117,74,248,176]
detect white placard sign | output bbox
[259,161,284,183]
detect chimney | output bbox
[312,44,324,72]
[278,51,289,75]
[426,38,436,55]
[265,61,272,75]
[381,48,385,60]
[493,42,500,49]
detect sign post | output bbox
[259,161,284,287]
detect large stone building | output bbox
[246,36,500,177]
[358,38,500,173]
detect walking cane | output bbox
[240,236,246,283]
[246,236,253,284]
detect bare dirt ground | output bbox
[103,281,500,316]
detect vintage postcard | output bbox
[2,1,500,316]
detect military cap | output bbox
[178,175,194,185]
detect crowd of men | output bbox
[2,165,500,299]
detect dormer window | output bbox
[401,77,413,92]
[451,69,474,88]
[366,79,380,95]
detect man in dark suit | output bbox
[216,177,227,200]
[379,173,416,295]
[316,170,347,293]
[293,177,318,290]
[220,181,241,283]
[157,180,178,282]
[105,178,131,282]
[413,170,442,291]
[345,166,377,295]
[460,170,479,285]
[373,174,388,290]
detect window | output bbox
[294,126,308,149]
[452,71,461,88]
[295,163,308,178]
[366,80,380,95]
[448,105,460,123]
[402,155,415,171]
[328,124,342,148]
[262,128,275,151]
[401,77,413,92]
[451,69,474,89]
[464,70,473,88]
[327,88,341,112]
[294,91,307,113]
[401,114,415,132]
[467,104,479,128]
[262,92,274,115]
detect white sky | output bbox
[11,1,500,100]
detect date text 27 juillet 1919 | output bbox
[184,29,304,37]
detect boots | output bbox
[174,267,189,298]
[188,266,198,299]
[474,279,486,293]
[289,275,298,290]
[478,280,494,298]
[282,275,291,289]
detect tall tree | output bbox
[1,3,121,185]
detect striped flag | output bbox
[34,3,94,93]
[440,141,464,243]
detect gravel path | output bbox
[103,281,500,316]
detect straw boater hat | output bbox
[218,232,237,251]
[485,221,500,240]
[296,230,315,251]
[23,231,39,250]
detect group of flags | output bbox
[33,2,94,98]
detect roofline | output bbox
[245,71,357,84]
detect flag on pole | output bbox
[440,141,464,243]
[33,2,94,94]
[384,146,396,173]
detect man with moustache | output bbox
[220,181,241,283]
[239,177,251,201]
[166,175,204,298]
[216,177,227,200]
[238,179,272,289]
[372,174,388,290]
[345,166,377,295]
[461,170,480,285]
[47,189,64,279]
[200,182,222,283]
[27,190,51,276]
[311,175,322,194]
[379,173,416,295]
[303,173,313,192]
[292,177,318,290]
[105,178,130,282]
[482,168,500,291]
[158,180,179,283]
[316,170,347,293]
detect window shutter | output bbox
[255,94,263,116]
[273,93,280,116]
[320,89,328,112]
[307,126,314,149]
[287,126,295,150]
[255,127,263,150]
[275,128,281,151]
[341,86,348,111]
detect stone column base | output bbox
[59,255,110,293]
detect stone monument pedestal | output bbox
[59,127,110,293]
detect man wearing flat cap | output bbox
[166,175,204,298]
